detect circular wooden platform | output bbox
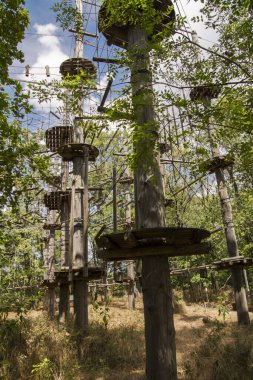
[44,191,70,210]
[60,58,96,78]
[201,155,234,174]
[190,86,220,101]
[45,125,73,152]
[58,143,99,162]
[98,0,175,48]
[43,223,61,231]
[97,227,211,261]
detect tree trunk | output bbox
[128,25,177,379]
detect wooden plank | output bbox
[98,242,211,261]
[124,231,138,248]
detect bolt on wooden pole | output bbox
[128,25,177,380]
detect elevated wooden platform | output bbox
[45,125,73,152]
[97,227,211,261]
[190,85,220,101]
[60,58,96,78]
[43,223,61,230]
[159,142,171,155]
[201,155,234,174]
[118,176,134,185]
[98,0,175,48]
[213,256,253,270]
[58,143,99,162]
[170,256,253,277]
[54,267,105,283]
[44,191,70,210]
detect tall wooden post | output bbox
[72,0,89,333]
[190,31,250,325]
[59,74,71,323]
[124,168,136,310]
[59,160,70,323]
[112,167,119,281]
[205,98,250,325]
[43,210,56,319]
[128,26,177,380]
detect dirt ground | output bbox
[84,296,247,379]
[21,295,252,380]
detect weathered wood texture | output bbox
[73,278,88,332]
[61,161,70,269]
[124,167,136,310]
[128,25,177,380]
[58,282,70,323]
[43,210,56,319]
[44,285,56,320]
[98,242,211,261]
[112,167,120,281]
[71,0,89,333]
[206,98,250,325]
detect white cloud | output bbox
[32,23,68,70]
[18,23,69,115]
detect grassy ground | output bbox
[1,295,253,379]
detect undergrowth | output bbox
[1,298,253,380]
[184,321,253,380]
[0,307,145,380]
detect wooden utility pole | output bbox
[128,26,177,379]
[112,166,119,282]
[191,31,250,325]
[205,97,250,325]
[59,178,70,323]
[43,210,56,319]
[123,167,136,310]
[71,0,89,333]
[58,107,70,323]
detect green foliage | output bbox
[0,1,51,208]
[92,300,110,329]
[101,0,168,38]
[31,358,55,379]
[0,207,44,320]
[52,0,83,32]
[0,0,29,82]
[217,294,230,321]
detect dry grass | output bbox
[1,295,253,379]
[183,322,253,380]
